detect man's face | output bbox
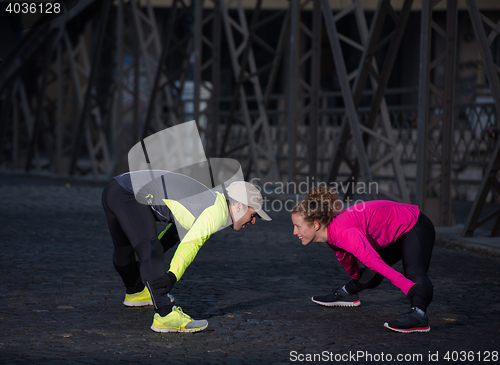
[231,203,258,231]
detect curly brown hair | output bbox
[291,185,343,226]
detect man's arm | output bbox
[167,193,228,281]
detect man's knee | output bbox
[135,237,164,261]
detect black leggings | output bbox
[101,179,179,311]
[345,212,435,311]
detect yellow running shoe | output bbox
[123,287,153,307]
[151,306,208,333]
[123,287,175,307]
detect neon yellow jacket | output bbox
[116,170,231,281]
[163,191,229,280]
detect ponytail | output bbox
[291,185,342,225]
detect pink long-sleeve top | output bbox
[327,200,420,295]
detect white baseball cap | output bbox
[225,181,272,221]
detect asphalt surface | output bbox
[0,173,499,365]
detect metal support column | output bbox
[141,0,180,138]
[192,0,222,157]
[416,0,457,226]
[25,26,64,172]
[287,0,322,183]
[462,0,500,236]
[220,0,282,183]
[320,0,375,199]
[206,0,222,158]
[131,0,181,136]
[287,0,299,182]
[309,0,321,181]
[138,0,220,156]
[112,0,133,174]
[69,0,113,176]
[326,0,412,202]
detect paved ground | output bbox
[0,173,499,364]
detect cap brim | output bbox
[255,207,272,221]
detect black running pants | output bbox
[101,179,179,311]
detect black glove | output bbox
[151,271,177,295]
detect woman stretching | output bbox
[291,186,435,333]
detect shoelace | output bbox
[333,288,346,297]
[174,306,193,320]
[399,309,417,319]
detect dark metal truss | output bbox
[0,0,497,233]
[322,0,412,201]
[462,0,500,237]
[416,0,458,226]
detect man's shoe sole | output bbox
[311,298,361,307]
[383,323,431,333]
[123,300,153,307]
[150,323,208,333]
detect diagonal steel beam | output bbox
[25,26,64,172]
[142,0,179,139]
[326,0,412,202]
[69,0,112,175]
[416,0,457,226]
[320,0,375,198]
[463,0,500,236]
[287,0,322,182]
[220,0,281,184]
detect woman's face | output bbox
[292,213,317,245]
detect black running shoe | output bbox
[311,287,361,307]
[384,308,431,333]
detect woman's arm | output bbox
[329,245,361,280]
[336,228,415,294]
